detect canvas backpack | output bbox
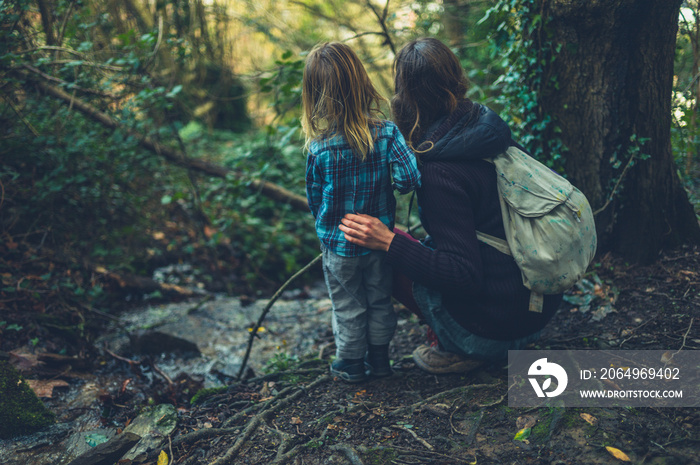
[476,146,597,313]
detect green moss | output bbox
[0,361,55,439]
[190,386,228,405]
[529,407,560,443]
[529,407,581,443]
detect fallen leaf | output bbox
[591,303,616,321]
[580,413,598,426]
[26,379,69,398]
[514,427,531,441]
[8,350,43,372]
[605,446,631,461]
[593,283,606,298]
[516,415,536,430]
[157,450,169,465]
[203,226,217,239]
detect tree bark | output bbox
[36,0,56,45]
[538,0,700,263]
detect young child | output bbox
[302,42,421,383]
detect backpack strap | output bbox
[475,231,510,255]
[475,230,544,314]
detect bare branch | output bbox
[30,78,309,211]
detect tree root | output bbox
[330,444,365,465]
[210,374,331,465]
[391,382,500,416]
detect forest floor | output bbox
[2,246,700,465]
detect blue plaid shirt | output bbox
[306,120,421,257]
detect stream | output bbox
[0,282,334,465]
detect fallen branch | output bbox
[30,79,309,211]
[236,253,322,380]
[391,425,434,450]
[91,264,202,299]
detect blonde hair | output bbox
[301,42,385,161]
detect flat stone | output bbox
[122,404,177,460]
[64,432,141,465]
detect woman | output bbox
[338,38,562,374]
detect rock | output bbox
[130,330,201,355]
[0,360,55,439]
[64,432,141,465]
[63,429,118,463]
[122,403,178,460]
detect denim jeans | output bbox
[413,282,541,362]
[322,248,396,360]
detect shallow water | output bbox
[0,284,333,465]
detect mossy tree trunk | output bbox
[536,0,700,263]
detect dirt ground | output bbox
[6,246,700,465]
[95,247,699,465]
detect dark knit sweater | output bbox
[386,102,561,341]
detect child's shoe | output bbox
[330,358,368,383]
[366,344,393,377]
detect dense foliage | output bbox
[0,0,698,352]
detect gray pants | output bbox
[322,248,397,360]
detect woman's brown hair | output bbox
[391,37,470,148]
[301,42,385,160]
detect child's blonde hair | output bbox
[301,42,386,161]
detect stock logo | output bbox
[528,358,568,397]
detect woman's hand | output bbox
[339,213,395,252]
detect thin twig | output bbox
[391,425,434,450]
[103,345,141,366]
[449,401,469,435]
[167,435,173,465]
[56,0,77,47]
[1,93,39,136]
[22,64,121,98]
[236,253,322,380]
[593,152,637,216]
[151,361,174,385]
[669,317,694,361]
[365,0,396,55]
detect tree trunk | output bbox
[442,0,466,46]
[36,0,56,45]
[538,0,700,263]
